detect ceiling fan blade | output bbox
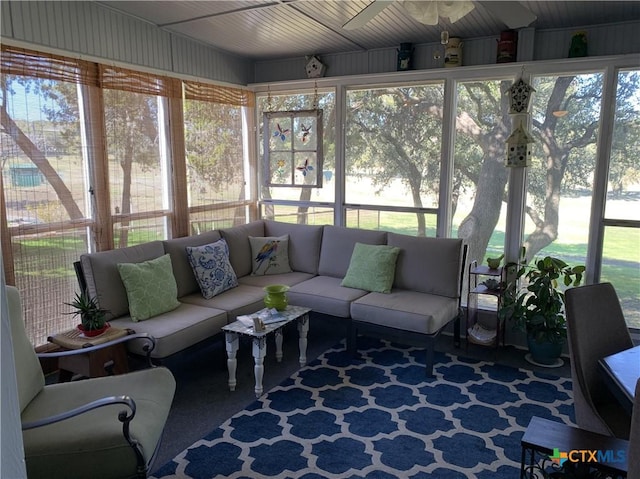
[480,1,537,29]
[400,1,439,25]
[342,0,395,30]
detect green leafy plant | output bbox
[499,250,585,344]
[65,291,108,331]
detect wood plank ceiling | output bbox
[96,1,640,60]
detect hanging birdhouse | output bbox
[305,55,326,79]
[506,121,534,167]
[507,78,535,114]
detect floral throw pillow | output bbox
[186,239,238,299]
[249,235,292,276]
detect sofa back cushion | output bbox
[80,241,165,320]
[388,233,464,298]
[219,221,265,277]
[264,220,324,274]
[318,226,387,278]
[163,230,221,297]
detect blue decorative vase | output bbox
[263,285,289,311]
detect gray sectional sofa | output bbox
[78,220,466,375]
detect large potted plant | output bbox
[499,250,585,366]
[65,291,110,337]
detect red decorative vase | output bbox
[78,323,110,337]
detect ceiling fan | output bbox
[342,0,537,30]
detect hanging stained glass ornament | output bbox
[263,109,323,187]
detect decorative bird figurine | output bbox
[255,240,279,273]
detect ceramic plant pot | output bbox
[78,323,110,337]
[263,284,290,311]
[527,334,563,365]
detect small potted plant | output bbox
[498,249,585,366]
[66,291,110,337]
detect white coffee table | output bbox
[222,305,311,397]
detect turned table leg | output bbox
[252,336,267,397]
[298,313,309,367]
[275,328,284,362]
[225,332,239,391]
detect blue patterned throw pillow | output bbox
[186,239,238,299]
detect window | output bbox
[453,79,511,267]
[263,109,323,188]
[1,73,91,346]
[104,89,170,246]
[601,69,640,329]
[183,81,254,231]
[345,84,444,236]
[526,73,603,267]
[1,47,255,346]
[258,90,335,225]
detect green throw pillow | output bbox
[117,254,180,322]
[341,243,401,294]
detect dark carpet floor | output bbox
[146,313,571,473]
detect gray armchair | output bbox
[565,282,632,439]
[6,285,176,479]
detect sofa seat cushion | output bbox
[350,289,459,335]
[109,303,227,358]
[22,367,175,479]
[288,276,369,318]
[179,284,266,321]
[238,271,314,288]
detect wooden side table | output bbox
[520,416,628,478]
[49,327,134,381]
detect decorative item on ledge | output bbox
[263,284,290,311]
[568,31,588,58]
[305,55,326,78]
[397,42,413,71]
[496,30,517,63]
[444,37,463,67]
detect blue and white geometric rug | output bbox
[152,338,575,479]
